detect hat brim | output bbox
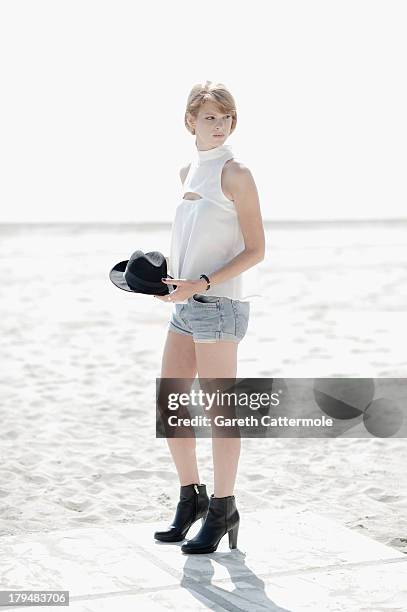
[109,260,170,295]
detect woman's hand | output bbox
[154,277,207,303]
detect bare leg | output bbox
[159,330,200,486]
[194,341,240,497]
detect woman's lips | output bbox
[213,134,224,137]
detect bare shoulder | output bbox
[222,159,256,200]
[179,163,191,186]
[223,159,252,178]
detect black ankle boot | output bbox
[154,484,209,542]
[181,493,240,554]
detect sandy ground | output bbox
[0,221,406,556]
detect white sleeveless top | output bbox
[168,141,262,305]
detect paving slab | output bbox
[1,506,406,611]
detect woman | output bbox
[154,81,265,554]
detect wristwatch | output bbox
[199,274,210,291]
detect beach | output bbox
[0,220,406,557]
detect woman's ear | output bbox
[186,112,196,134]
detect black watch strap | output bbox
[199,274,210,291]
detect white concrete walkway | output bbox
[1,506,406,611]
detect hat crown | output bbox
[109,250,170,295]
[126,251,165,282]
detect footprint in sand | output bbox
[376,494,401,503]
[362,486,400,502]
[122,469,174,480]
[60,499,93,512]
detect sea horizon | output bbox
[1,217,407,233]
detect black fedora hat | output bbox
[109,250,175,295]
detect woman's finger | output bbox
[161,278,184,284]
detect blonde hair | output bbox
[184,80,237,136]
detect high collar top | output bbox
[168,137,262,303]
[195,141,233,164]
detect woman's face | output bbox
[189,100,233,150]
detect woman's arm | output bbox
[195,163,265,292]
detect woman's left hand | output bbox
[154,278,205,303]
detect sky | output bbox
[0,0,406,223]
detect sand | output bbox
[0,221,406,556]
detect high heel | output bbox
[228,523,239,549]
[181,494,240,554]
[154,483,209,542]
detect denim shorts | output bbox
[168,294,250,343]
